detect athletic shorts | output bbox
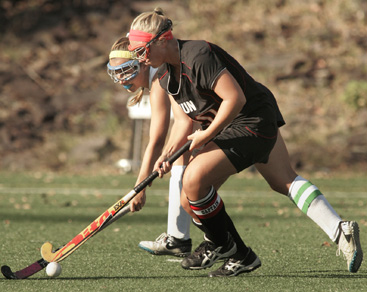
[213,102,284,173]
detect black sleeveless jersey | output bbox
[157,39,282,127]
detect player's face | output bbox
[128,41,150,62]
[129,40,164,69]
[108,58,144,92]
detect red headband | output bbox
[128,29,173,42]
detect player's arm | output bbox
[130,77,171,212]
[188,69,246,150]
[154,94,193,176]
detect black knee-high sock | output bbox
[226,214,249,255]
[188,186,228,245]
[191,218,208,234]
[190,187,249,254]
[191,209,228,244]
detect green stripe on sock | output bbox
[301,189,322,214]
[293,181,314,204]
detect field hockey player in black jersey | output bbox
[127,8,362,277]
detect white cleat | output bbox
[138,233,192,257]
[337,221,363,273]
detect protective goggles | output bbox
[107,59,140,83]
[128,19,173,61]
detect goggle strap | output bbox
[107,60,139,70]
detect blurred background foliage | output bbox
[0,0,366,175]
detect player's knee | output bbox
[268,182,287,195]
[180,195,191,213]
[181,167,202,195]
[264,171,297,195]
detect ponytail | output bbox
[128,87,145,106]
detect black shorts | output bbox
[213,103,282,172]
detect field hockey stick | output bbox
[1,203,131,279]
[1,140,191,279]
[40,140,192,263]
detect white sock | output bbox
[167,165,191,240]
[289,176,341,242]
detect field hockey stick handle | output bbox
[133,140,192,194]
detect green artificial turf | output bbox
[0,172,366,291]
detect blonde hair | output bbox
[110,36,129,51]
[110,36,144,106]
[130,7,171,34]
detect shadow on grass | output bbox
[3,270,366,281]
[1,274,208,281]
[255,269,367,279]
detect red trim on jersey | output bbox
[182,62,192,70]
[245,126,277,139]
[206,41,213,51]
[208,42,247,91]
[182,73,192,83]
[199,91,222,104]
[159,70,169,81]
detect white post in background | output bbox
[116,95,173,173]
[127,95,152,172]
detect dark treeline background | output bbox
[0,0,366,175]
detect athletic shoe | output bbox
[208,248,261,277]
[181,233,237,270]
[138,233,192,257]
[337,221,363,273]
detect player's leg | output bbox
[138,155,192,257]
[180,167,253,269]
[255,130,363,272]
[255,130,342,240]
[167,165,191,240]
[167,125,201,241]
[180,142,260,274]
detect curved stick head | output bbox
[41,242,54,262]
[1,265,17,279]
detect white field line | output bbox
[0,187,366,198]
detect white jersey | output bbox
[149,67,158,89]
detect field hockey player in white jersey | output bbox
[128,8,362,277]
[108,36,194,257]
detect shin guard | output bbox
[188,186,228,245]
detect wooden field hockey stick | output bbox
[1,140,191,279]
[40,140,192,263]
[1,203,131,279]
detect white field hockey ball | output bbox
[46,262,62,277]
